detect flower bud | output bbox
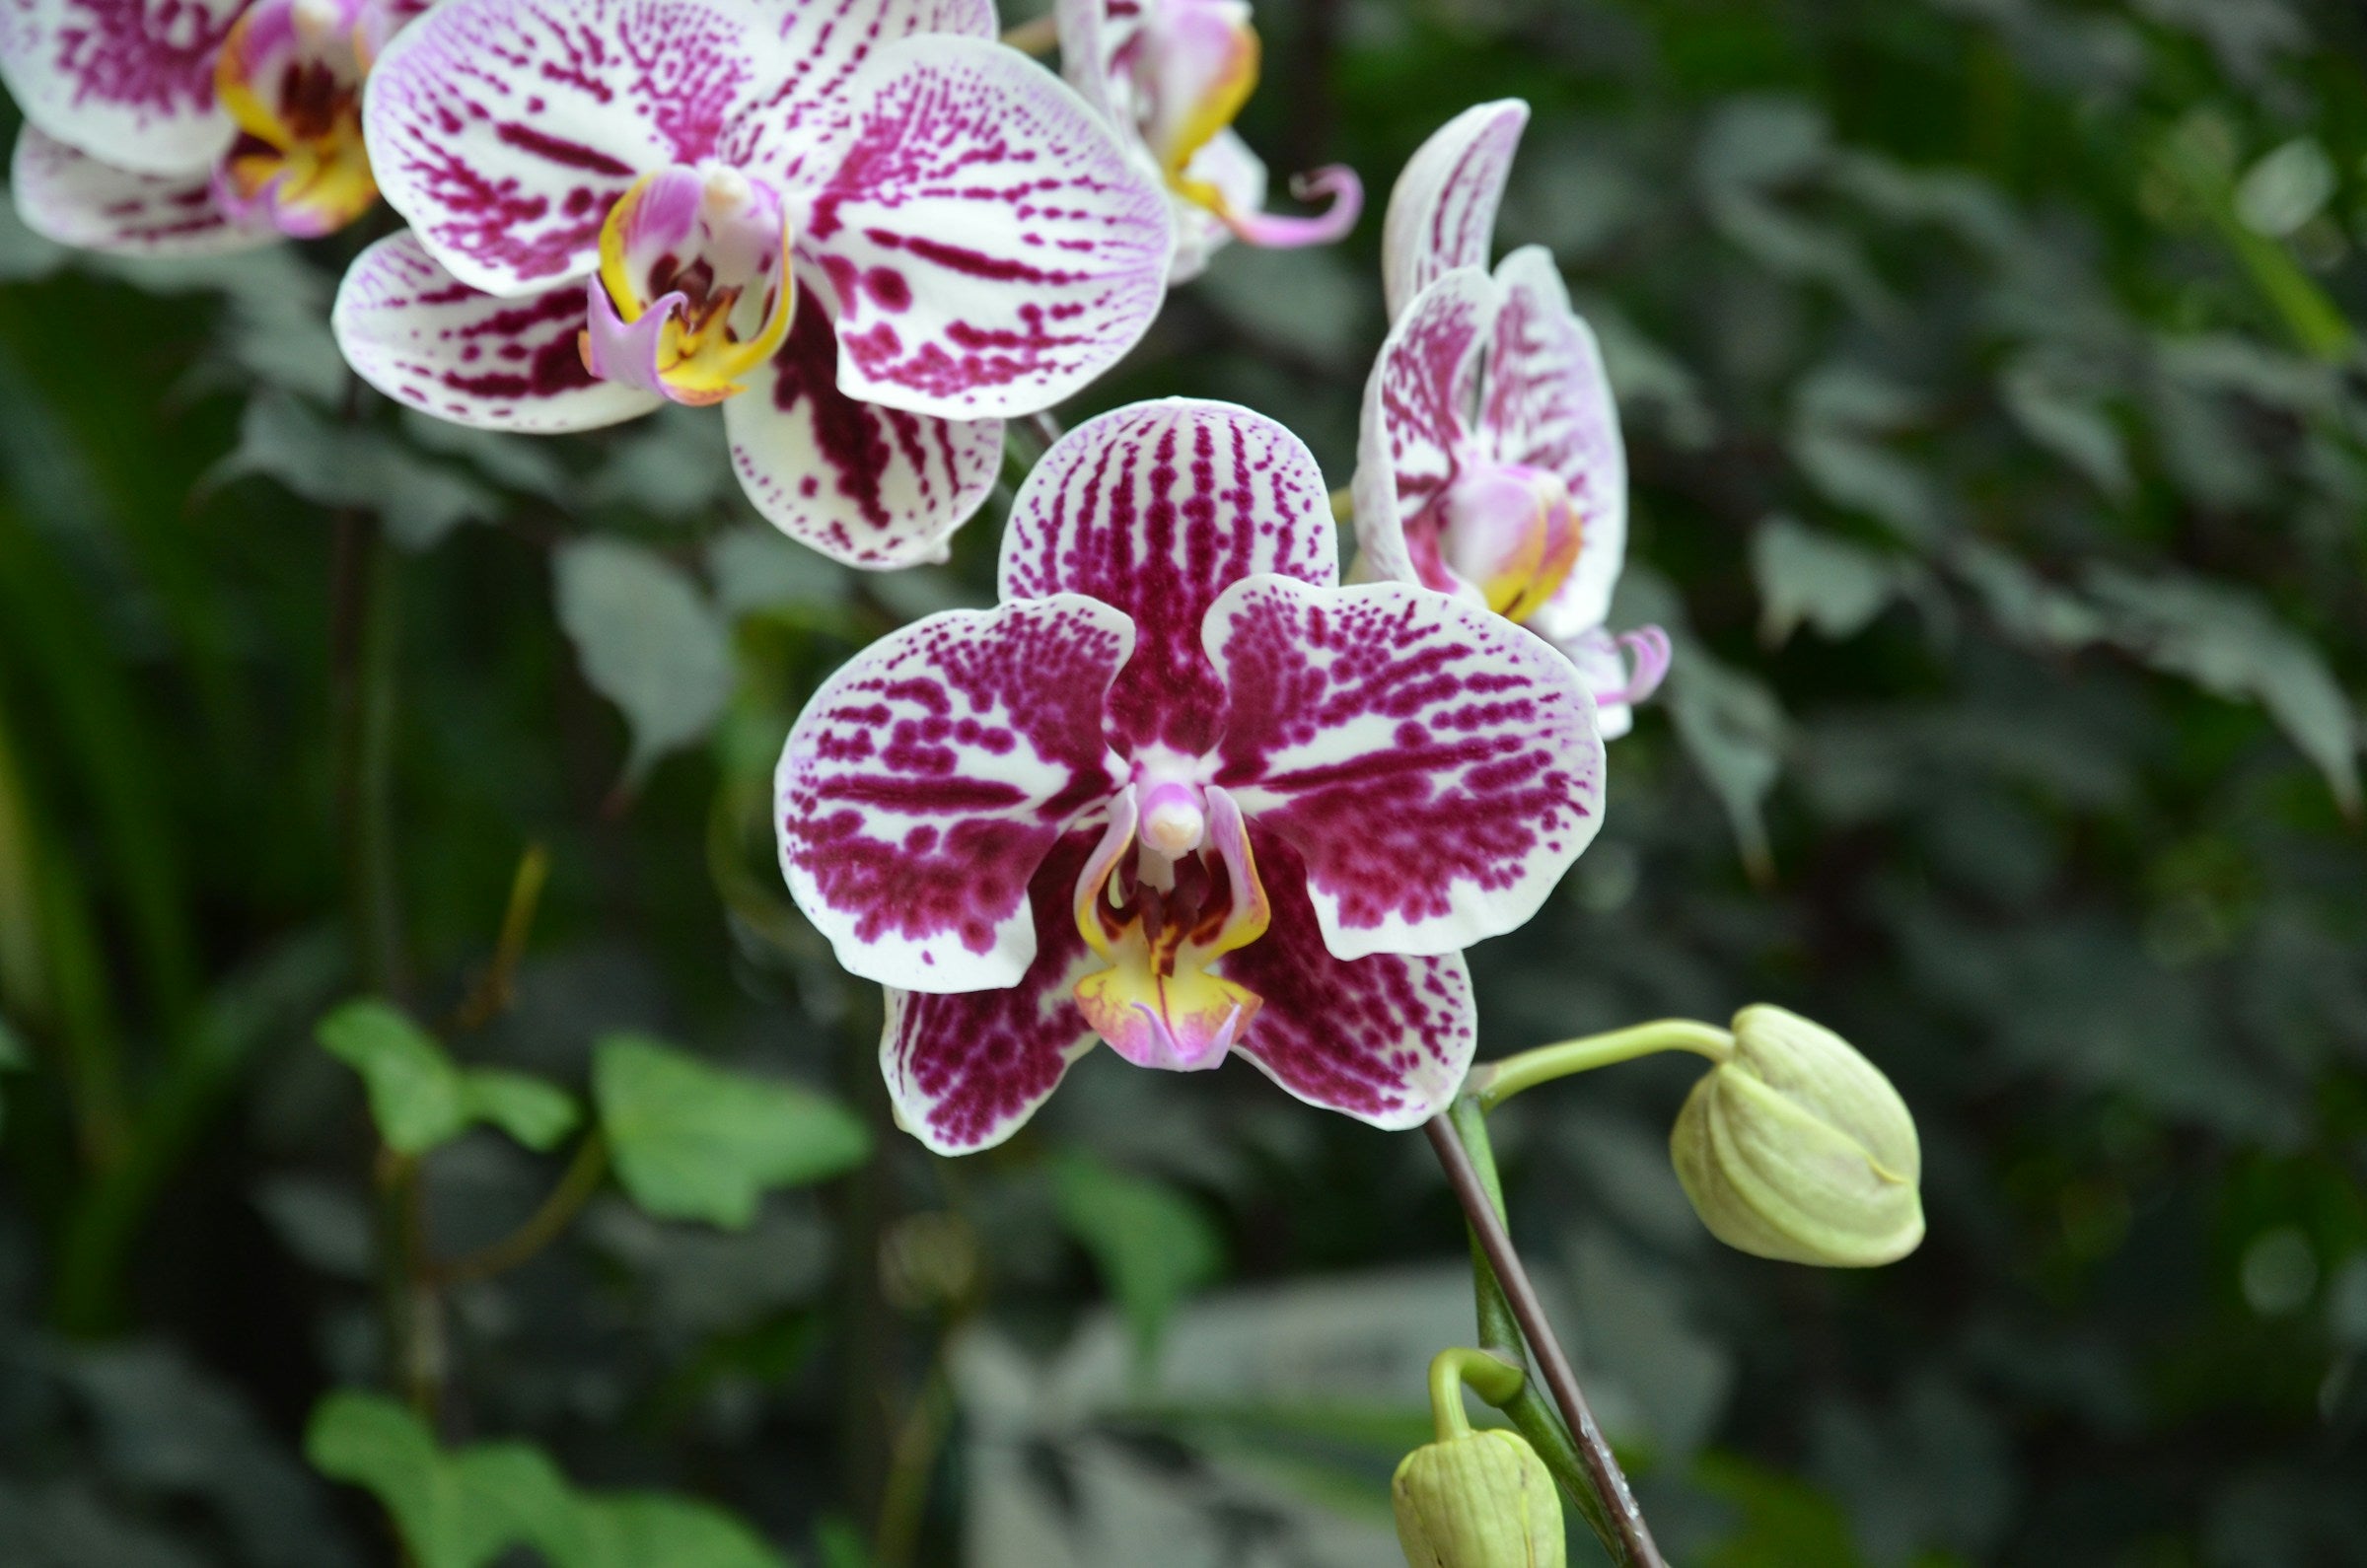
[1392,1427,1565,1568]
[1670,1004,1923,1267]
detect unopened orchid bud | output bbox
[1670,1004,1923,1267]
[1392,1426,1565,1568]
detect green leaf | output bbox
[2086,567,2362,812]
[561,1495,789,1568]
[1051,1150,1224,1367]
[209,392,499,550]
[460,1069,581,1153]
[316,999,578,1157]
[593,1034,870,1228]
[317,1000,466,1156]
[1666,650,1789,882]
[551,539,733,790]
[306,1391,574,1568]
[1999,358,2131,499]
[1752,516,1909,645]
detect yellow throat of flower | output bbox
[595,167,797,406]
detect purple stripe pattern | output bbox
[333,230,663,432]
[1381,97,1526,322]
[0,0,243,176]
[724,286,1005,568]
[1355,99,1667,732]
[779,398,1602,1151]
[10,123,268,254]
[349,0,1170,565]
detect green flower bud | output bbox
[1393,1427,1565,1568]
[1670,1004,1923,1267]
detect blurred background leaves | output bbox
[3,0,2367,1563]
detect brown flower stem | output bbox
[429,1131,609,1288]
[1428,1108,1666,1568]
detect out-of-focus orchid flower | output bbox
[0,0,423,254]
[1353,101,1669,739]
[1058,0,1360,281]
[333,0,1172,570]
[775,398,1605,1153]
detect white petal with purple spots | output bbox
[0,0,239,176]
[334,230,664,432]
[775,595,1134,993]
[1350,265,1494,604]
[724,287,1002,569]
[1382,98,1527,321]
[1488,246,1627,638]
[1207,575,1604,961]
[1225,836,1476,1129]
[881,829,1102,1154]
[800,35,1172,418]
[364,0,763,293]
[1000,397,1336,756]
[10,125,265,255]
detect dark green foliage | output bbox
[3,0,2366,1564]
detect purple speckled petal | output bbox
[1225,835,1476,1129]
[999,398,1335,757]
[882,828,1102,1155]
[1207,575,1604,960]
[1382,98,1527,321]
[0,0,239,176]
[10,125,267,255]
[364,0,761,294]
[333,229,664,433]
[1487,246,1628,640]
[1350,266,1493,605]
[723,285,1002,569]
[775,594,1133,993]
[724,0,991,193]
[800,35,1172,418]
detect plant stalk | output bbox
[1469,1020,1734,1111]
[1427,1109,1665,1568]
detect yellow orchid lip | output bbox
[211,0,380,238]
[585,165,797,406]
[1071,782,1272,1071]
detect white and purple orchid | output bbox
[1057,0,1360,282]
[774,397,1606,1153]
[0,0,422,254]
[332,0,1174,569]
[1354,100,1669,738]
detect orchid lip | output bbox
[581,162,798,407]
[211,0,381,238]
[1434,455,1582,624]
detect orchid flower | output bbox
[1057,0,1361,282]
[775,398,1606,1153]
[331,0,1173,570]
[1353,100,1670,739]
[1,0,422,255]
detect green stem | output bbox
[1470,1020,1733,1112]
[1427,1347,1525,1442]
[334,513,407,1002]
[872,1358,955,1568]
[449,843,549,1033]
[1446,1098,1620,1554]
[431,1133,609,1287]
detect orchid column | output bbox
[333,0,1175,568]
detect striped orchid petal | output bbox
[799,36,1172,418]
[1209,575,1604,959]
[0,0,242,177]
[1226,836,1476,1130]
[1381,98,1527,322]
[10,124,268,255]
[775,595,1133,994]
[362,0,764,294]
[781,398,1610,1149]
[333,230,662,433]
[724,287,1003,568]
[882,829,1103,1155]
[999,398,1334,756]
